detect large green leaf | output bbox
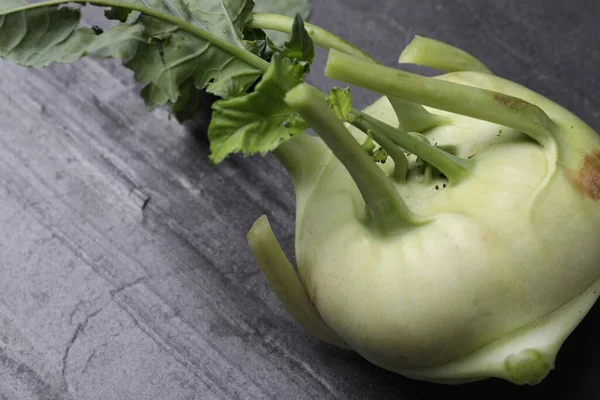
[0,3,144,66]
[124,0,262,103]
[0,0,28,12]
[0,0,264,108]
[208,54,308,163]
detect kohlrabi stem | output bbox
[326,50,555,146]
[273,134,331,187]
[285,84,422,233]
[422,165,434,185]
[388,97,447,133]
[399,36,493,74]
[3,0,271,73]
[356,112,473,184]
[352,122,409,182]
[248,13,376,62]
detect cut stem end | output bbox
[399,36,493,74]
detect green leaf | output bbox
[244,27,268,58]
[0,5,144,67]
[286,13,314,63]
[327,87,353,121]
[170,77,207,123]
[120,0,263,104]
[0,1,24,12]
[372,147,389,163]
[0,0,266,109]
[208,54,308,163]
[253,0,311,47]
[269,13,314,64]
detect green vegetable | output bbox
[3,0,600,386]
[209,53,308,163]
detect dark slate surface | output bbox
[0,1,599,399]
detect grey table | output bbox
[1,1,599,399]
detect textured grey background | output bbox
[0,1,599,399]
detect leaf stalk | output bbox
[325,49,556,147]
[285,84,423,234]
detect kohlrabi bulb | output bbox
[249,52,600,385]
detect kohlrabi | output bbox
[3,0,600,386]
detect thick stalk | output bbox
[272,133,330,187]
[248,13,375,62]
[285,84,422,233]
[388,97,447,133]
[357,112,473,185]
[326,50,555,146]
[247,215,351,349]
[399,36,493,74]
[422,164,434,185]
[3,0,271,73]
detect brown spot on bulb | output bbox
[568,151,600,199]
